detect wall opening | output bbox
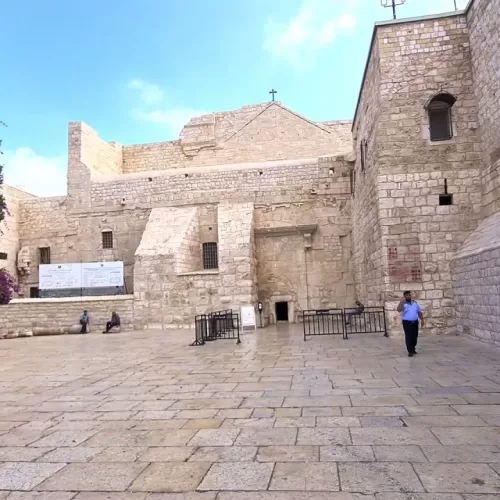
[202,242,218,270]
[30,287,39,298]
[275,302,289,322]
[439,194,453,206]
[102,231,114,249]
[39,247,51,265]
[0,252,7,260]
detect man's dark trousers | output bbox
[402,320,419,354]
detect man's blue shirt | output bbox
[401,301,421,321]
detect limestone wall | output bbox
[352,13,484,335]
[467,0,500,216]
[121,104,352,173]
[17,196,148,297]
[451,211,500,344]
[351,30,385,307]
[0,186,36,280]
[133,203,257,329]
[0,295,134,335]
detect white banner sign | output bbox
[39,262,124,290]
[39,264,81,290]
[241,305,257,329]
[82,262,124,288]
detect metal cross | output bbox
[381,0,407,20]
[269,89,277,101]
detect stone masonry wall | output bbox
[374,13,483,334]
[121,104,352,173]
[133,204,256,329]
[67,122,123,212]
[451,211,500,344]
[352,31,385,307]
[0,186,36,280]
[467,0,500,215]
[0,295,133,335]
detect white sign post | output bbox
[240,305,257,330]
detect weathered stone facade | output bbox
[0,295,133,336]
[1,0,499,340]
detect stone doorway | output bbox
[275,302,289,322]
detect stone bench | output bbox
[104,325,121,334]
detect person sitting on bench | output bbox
[79,310,90,334]
[103,311,120,334]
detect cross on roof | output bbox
[269,89,278,102]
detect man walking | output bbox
[397,291,424,357]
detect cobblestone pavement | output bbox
[1,325,500,499]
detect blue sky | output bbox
[1,0,467,196]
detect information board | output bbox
[39,262,124,290]
[240,305,257,330]
[82,262,124,288]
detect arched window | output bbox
[202,242,218,269]
[425,92,456,142]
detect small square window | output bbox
[30,287,39,298]
[39,247,51,265]
[0,252,7,260]
[439,194,453,206]
[102,231,113,249]
[202,242,218,270]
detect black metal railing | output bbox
[191,309,241,346]
[343,307,387,339]
[303,307,387,340]
[303,309,344,341]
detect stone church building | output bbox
[1,0,499,341]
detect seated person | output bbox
[79,310,90,333]
[345,300,364,325]
[103,311,120,333]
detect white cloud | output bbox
[127,79,207,137]
[127,79,164,105]
[264,0,357,70]
[2,148,66,197]
[426,0,469,14]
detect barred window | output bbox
[102,231,113,249]
[202,242,218,270]
[39,247,51,264]
[427,93,456,142]
[0,252,7,260]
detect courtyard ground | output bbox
[0,325,500,499]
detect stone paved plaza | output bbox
[1,326,500,498]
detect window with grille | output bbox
[202,242,218,269]
[39,247,51,264]
[102,231,113,249]
[0,252,7,260]
[427,93,456,142]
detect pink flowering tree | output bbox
[0,268,19,304]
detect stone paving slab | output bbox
[2,326,500,496]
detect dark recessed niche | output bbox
[208,226,213,231]
[439,193,453,206]
[185,173,189,178]
[329,167,335,175]
[148,177,152,182]
[259,171,263,175]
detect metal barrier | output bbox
[303,309,344,341]
[344,307,387,339]
[303,307,387,340]
[191,309,241,346]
